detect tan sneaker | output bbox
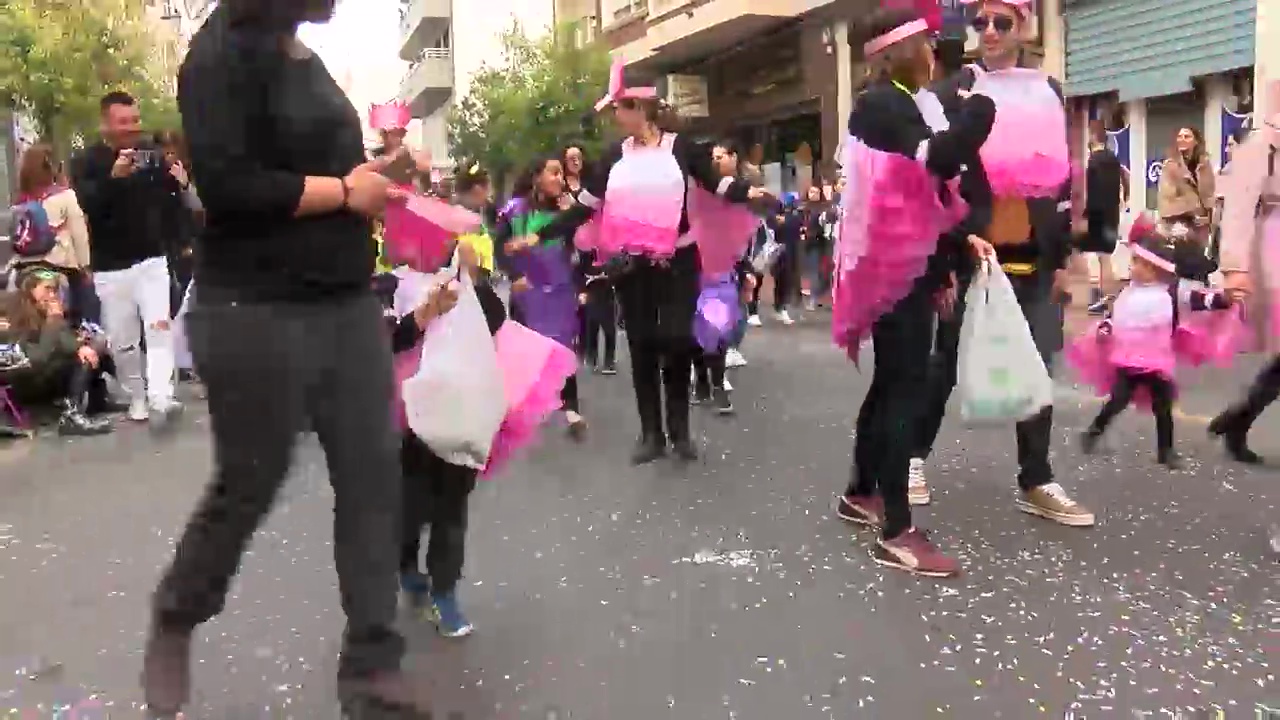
[907,458,931,506]
[1017,482,1095,527]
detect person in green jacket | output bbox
[1,269,114,435]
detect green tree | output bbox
[0,0,179,155]
[448,20,612,189]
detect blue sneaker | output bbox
[399,571,430,613]
[429,591,474,638]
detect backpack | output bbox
[8,194,57,258]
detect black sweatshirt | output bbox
[848,78,996,292]
[177,9,374,303]
[70,142,184,272]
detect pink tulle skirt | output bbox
[971,68,1070,198]
[686,186,760,278]
[831,138,968,359]
[482,321,578,478]
[383,195,482,271]
[598,188,682,258]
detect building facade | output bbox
[399,0,557,172]
[1061,0,1257,211]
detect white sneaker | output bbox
[127,398,149,423]
[746,315,762,327]
[722,377,733,392]
[725,348,747,368]
[775,310,794,325]
[148,400,185,435]
[907,458,931,506]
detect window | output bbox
[609,0,647,22]
[158,0,179,19]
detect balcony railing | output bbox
[648,0,692,17]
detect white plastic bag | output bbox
[401,276,507,468]
[957,263,1053,424]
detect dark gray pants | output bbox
[153,292,405,677]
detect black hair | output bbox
[454,162,490,194]
[99,91,136,114]
[221,0,328,32]
[514,156,563,202]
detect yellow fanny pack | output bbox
[1000,262,1036,276]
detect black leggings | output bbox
[1089,370,1176,455]
[771,253,794,312]
[692,351,725,393]
[747,272,765,316]
[845,289,934,539]
[399,435,477,596]
[629,334,695,442]
[561,374,580,413]
[582,281,617,366]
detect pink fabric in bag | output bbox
[482,321,577,478]
[832,137,968,359]
[687,186,760,278]
[969,67,1070,198]
[383,195,481,270]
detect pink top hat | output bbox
[959,0,1033,17]
[370,101,412,131]
[594,56,659,112]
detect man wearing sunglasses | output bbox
[918,0,1095,529]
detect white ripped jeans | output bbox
[93,256,177,408]
[172,280,195,371]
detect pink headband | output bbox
[863,18,930,57]
[595,56,659,112]
[370,102,411,131]
[1129,243,1176,274]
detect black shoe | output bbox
[1079,429,1102,455]
[141,628,192,717]
[713,388,734,415]
[1208,411,1264,465]
[1158,450,1183,469]
[691,385,712,405]
[58,408,113,436]
[670,437,698,462]
[600,362,617,376]
[630,435,666,465]
[338,670,432,718]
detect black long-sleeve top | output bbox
[69,142,184,272]
[529,134,754,243]
[932,64,1072,274]
[389,282,508,354]
[848,78,997,291]
[177,8,375,303]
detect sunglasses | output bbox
[971,14,1016,33]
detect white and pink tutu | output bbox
[969,66,1070,198]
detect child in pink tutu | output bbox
[1079,221,1234,468]
[390,248,505,638]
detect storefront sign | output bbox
[665,74,709,117]
[1106,125,1131,171]
[1222,107,1252,165]
[1146,157,1164,188]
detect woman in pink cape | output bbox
[831,7,996,579]
[531,58,767,465]
[1209,90,1280,464]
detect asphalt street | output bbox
[0,315,1276,719]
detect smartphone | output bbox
[132,149,162,170]
[380,151,417,184]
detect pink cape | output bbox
[686,187,761,278]
[483,321,578,477]
[831,137,968,360]
[383,194,481,270]
[1065,309,1250,409]
[970,67,1071,198]
[391,320,576,478]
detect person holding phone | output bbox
[70,92,187,431]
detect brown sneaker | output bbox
[835,494,883,527]
[872,528,960,578]
[140,627,192,717]
[1016,482,1095,527]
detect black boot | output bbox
[631,376,666,465]
[1210,357,1280,465]
[665,383,697,462]
[1157,448,1183,469]
[1079,428,1103,455]
[631,434,667,465]
[141,627,192,717]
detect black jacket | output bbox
[70,143,185,272]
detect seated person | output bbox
[0,269,115,436]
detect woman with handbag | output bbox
[1157,126,1217,282]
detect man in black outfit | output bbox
[1080,119,1128,314]
[141,1,429,716]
